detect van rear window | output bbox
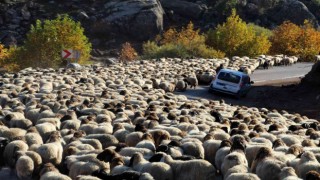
[217,72,241,83]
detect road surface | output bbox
[175,62,314,100]
[251,62,313,83]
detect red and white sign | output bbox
[62,49,81,59]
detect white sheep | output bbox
[129,152,173,180]
[160,153,216,180]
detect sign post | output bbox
[62,49,81,65]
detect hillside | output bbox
[1,0,320,56]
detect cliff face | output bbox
[0,0,319,55]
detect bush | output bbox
[142,22,225,59]
[119,42,138,63]
[206,9,271,57]
[0,44,8,60]
[0,44,19,72]
[247,23,273,37]
[270,21,320,61]
[18,14,91,69]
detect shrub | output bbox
[270,21,320,61]
[247,23,273,37]
[119,42,138,63]
[19,14,91,69]
[142,22,225,59]
[0,44,8,60]
[206,9,271,57]
[0,44,20,72]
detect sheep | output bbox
[175,78,188,91]
[279,167,302,180]
[251,147,286,180]
[16,155,34,179]
[297,151,320,179]
[0,138,9,168]
[92,169,154,180]
[36,132,63,165]
[159,153,216,180]
[3,140,29,168]
[181,141,205,159]
[129,152,173,180]
[215,140,232,172]
[226,173,260,180]
[85,134,119,149]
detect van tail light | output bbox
[240,82,244,88]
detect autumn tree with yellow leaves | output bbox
[270,21,320,61]
[206,9,271,57]
[143,22,225,59]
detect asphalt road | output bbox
[175,62,314,101]
[250,62,313,83]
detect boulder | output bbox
[160,0,205,19]
[100,0,164,40]
[268,0,318,27]
[303,61,320,85]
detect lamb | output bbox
[159,153,216,180]
[129,152,173,180]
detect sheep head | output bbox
[128,152,144,167]
[254,147,272,161]
[97,148,119,163]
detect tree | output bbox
[269,21,301,55]
[206,9,271,57]
[20,14,91,69]
[0,44,8,60]
[119,42,138,63]
[142,22,225,59]
[270,21,320,61]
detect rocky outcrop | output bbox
[160,0,206,19]
[268,0,318,27]
[100,0,164,40]
[303,60,320,85]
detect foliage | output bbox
[214,0,239,17]
[119,42,138,63]
[0,46,21,72]
[19,14,91,69]
[270,21,320,61]
[143,22,225,59]
[206,9,271,57]
[0,44,8,60]
[247,23,273,37]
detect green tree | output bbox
[206,9,271,57]
[20,14,91,69]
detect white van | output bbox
[208,69,253,98]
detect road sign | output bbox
[62,49,81,59]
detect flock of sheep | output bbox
[1,55,318,180]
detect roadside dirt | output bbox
[233,78,320,120]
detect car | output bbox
[208,68,254,98]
